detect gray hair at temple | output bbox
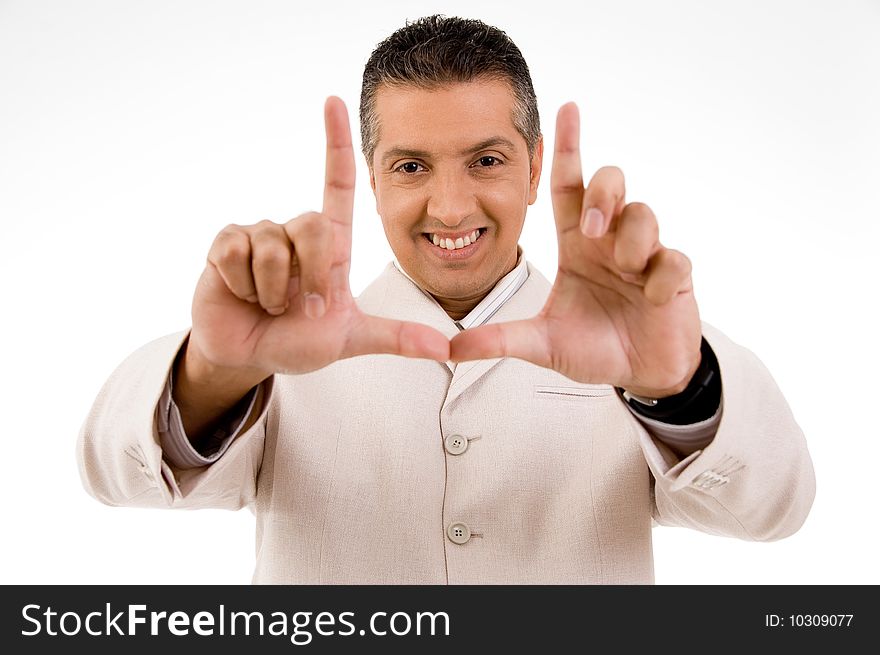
[359,14,541,169]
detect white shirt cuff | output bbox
[624,398,723,456]
[156,372,260,469]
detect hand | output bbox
[188,96,450,384]
[450,103,702,398]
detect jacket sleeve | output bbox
[636,321,816,541]
[75,331,270,511]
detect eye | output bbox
[394,161,425,174]
[474,156,502,168]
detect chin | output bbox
[424,272,490,301]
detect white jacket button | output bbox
[447,522,471,544]
[444,434,468,455]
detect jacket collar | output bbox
[356,260,552,394]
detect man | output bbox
[77,15,815,584]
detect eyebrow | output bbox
[380,136,518,165]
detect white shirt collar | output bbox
[393,246,529,331]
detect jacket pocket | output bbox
[534,384,615,399]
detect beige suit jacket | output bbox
[77,262,815,584]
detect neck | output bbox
[435,294,488,321]
[434,255,519,321]
[397,247,522,322]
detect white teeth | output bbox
[428,229,482,250]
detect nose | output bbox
[426,168,477,228]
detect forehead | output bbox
[373,80,524,154]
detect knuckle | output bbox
[671,249,692,275]
[552,180,584,194]
[586,168,625,205]
[250,220,287,246]
[214,224,244,247]
[253,245,289,270]
[288,214,333,254]
[325,177,355,193]
[249,219,283,241]
[296,212,331,234]
[622,205,659,239]
[599,164,624,179]
[255,218,278,230]
[219,223,243,236]
[217,244,248,267]
[614,240,639,268]
[212,233,249,266]
[298,214,331,239]
[616,249,643,272]
[291,211,321,224]
[626,201,653,217]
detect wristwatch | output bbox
[616,336,721,424]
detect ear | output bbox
[368,164,380,213]
[527,136,544,205]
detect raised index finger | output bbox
[322,96,356,227]
[550,102,585,234]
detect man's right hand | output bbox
[173,97,450,439]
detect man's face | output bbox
[369,80,543,308]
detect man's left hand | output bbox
[449,102,702,399]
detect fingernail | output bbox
[266,306,286,316]
[582,207,605,238]
[246,294,258,303]
[303,293,326,319]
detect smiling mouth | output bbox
[422,228,486,250]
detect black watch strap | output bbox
[615,336,721,425]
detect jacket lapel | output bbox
[356,261,552,387]
[356,262,461,373]
[444,262,551,406]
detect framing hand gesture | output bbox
[451,103,702,398]
[188,97,450,382]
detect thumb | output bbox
[450,318,550,366]
[344,314,451,362]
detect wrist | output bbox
[173,336,270,434]
[621,353,702,401]
[181,336,270,391]
[616,336,721,424]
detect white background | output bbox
[1,0,878,585]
